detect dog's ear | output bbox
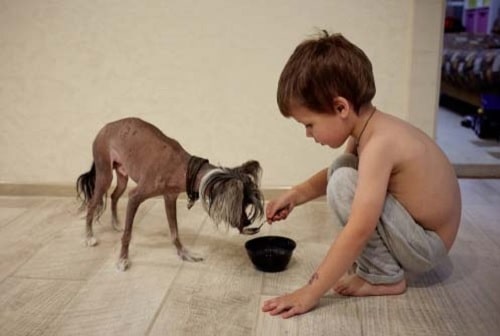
[236,160,262,184]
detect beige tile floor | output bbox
[436,107,500,177]
[1,179,499,336]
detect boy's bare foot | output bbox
[333,274,406,296]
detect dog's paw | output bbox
[84,237,98,247]
[178,249,204,262]
[111,220,123,232]
[116,258,130,271]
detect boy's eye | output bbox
[305,124,312,128]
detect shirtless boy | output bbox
[262,32,461,318]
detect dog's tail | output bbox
[76,162,106,218]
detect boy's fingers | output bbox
[268,212,283,222]
[262,301,276,312]
[281,307,299,319]
[270,303,290,316]
[269,207,289,221]
[263,297,288,315]
[266,206,281,220]
[274,212,287,221]
[278,207,289,217]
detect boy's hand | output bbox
[266,190,297,223]
[261,285,320,318]
[266,204,290,222]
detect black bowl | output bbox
[245,236,296,272]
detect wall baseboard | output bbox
[1,165,497,198]
[0,183,76,197]
[453,164,500,179]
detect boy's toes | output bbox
[334,284,347,295]
[333,274,349,293]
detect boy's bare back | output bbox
[358,110,461,250]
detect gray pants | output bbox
[326,154,447,284]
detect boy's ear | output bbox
[333,97,351,119]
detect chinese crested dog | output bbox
[76,117,264,271]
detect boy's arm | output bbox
[292,168,328,205]
[310,142,392,290]
[266,168,328,222]
[263,139,394,317]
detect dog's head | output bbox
[199,160,264,233]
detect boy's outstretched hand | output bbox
[265,189,297,223]
[261,285,320,318]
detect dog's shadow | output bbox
[126,219,252,264]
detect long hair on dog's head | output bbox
[199,160,264,233]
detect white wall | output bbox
[0,0,444,189]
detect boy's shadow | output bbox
[407,251,476,288]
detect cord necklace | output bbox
[355,106,377,147]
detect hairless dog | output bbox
[77,117,264,271]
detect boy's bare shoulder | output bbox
[374,111,420,141]
[367,111,435,159]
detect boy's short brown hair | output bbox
[277,32,376,116]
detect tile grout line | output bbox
[0,200,74,286]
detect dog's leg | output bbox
[85,164,113,247]
[164,194,203,262]
[84,207,98,247]
[116,188,145,271]
[110,171,128,231]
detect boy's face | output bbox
[289,105,351,149]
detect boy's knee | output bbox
[327,167,358,223]
[328,153,358,179]
[328,167,357,197]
